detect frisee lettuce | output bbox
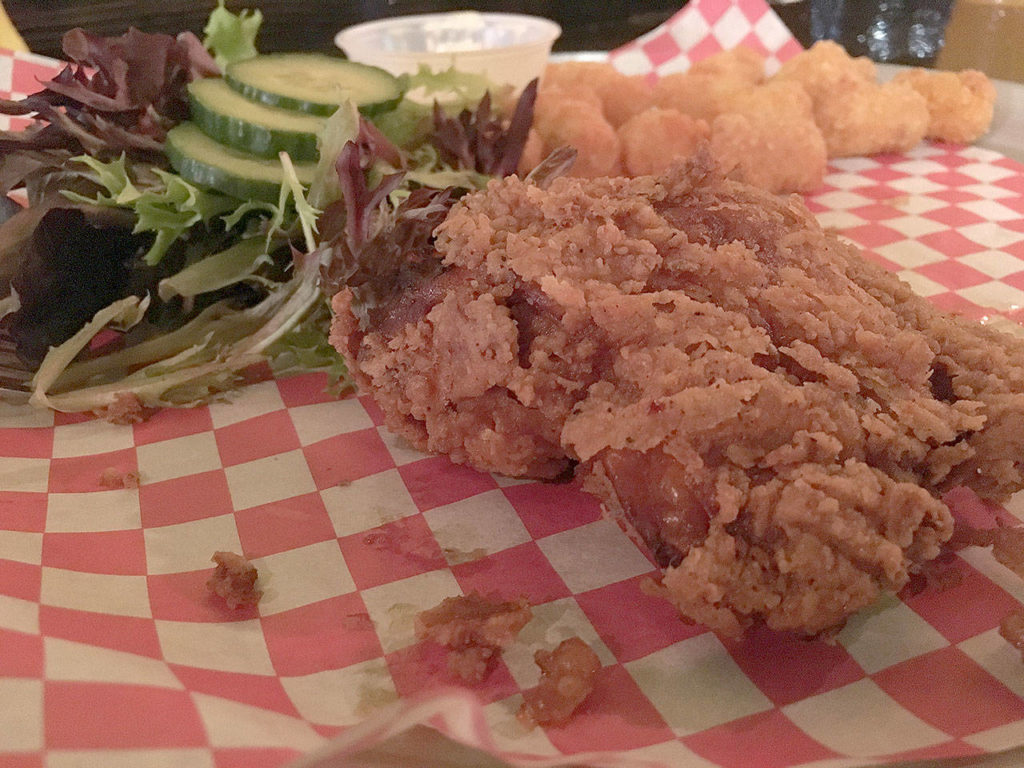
[203,0,262,70]
[308,101,360,210]
[156,237,274,303]
[62,155,237,265]
[30,247,340,412]
[373,65,503,150]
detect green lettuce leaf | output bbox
[396,143,490,193]
[203,0,262,70]
[157,237,274,302]
[401,64,495,107]
[63,155,236,265]
[30,247,342,413]
[279,151,320,252]
[307,101,360,209]
[264,299,350,392]
[374,66,499,150]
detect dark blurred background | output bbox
[3,1,683,59]
[5,0,961,69]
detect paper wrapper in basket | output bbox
[5,1,1024,766]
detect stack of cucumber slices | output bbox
[166,53,404,202]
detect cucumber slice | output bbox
[165,123,315,202]
[188,77,325,161]
[225,53,403,116]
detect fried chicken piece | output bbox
[773,40,929,157]
[891,68,996,144]
[710,81,827,193]
[330,155,1024,636]
[415,593,533,682]
[618,108,709,176]
[518,637,601,727]
[542,61,653,128]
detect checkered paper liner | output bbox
[4,2,1024,767]
[608,0,804,77]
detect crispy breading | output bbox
[618,108,709,176]
[331,156,1024,636]
[688,45,766,84]
[542,61,653,127]
[709,80,827,192]
[772,40,930,156]
[892,67,996,144]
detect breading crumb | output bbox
[415,592,533,683]
[94,392,154,425]
[99,467,140,489]
[1000,610,1024,661]
[207,551,262,609]
[518,637,601,727]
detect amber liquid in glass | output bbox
[937,0,1024,81]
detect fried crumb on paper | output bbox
[415,592,533,683]
[991,526,1024,578]
[905,553,964,596]
[1000,610,1024,662]
[207,551,262,609]
[950,520,1024,578]
[519,637,601,727]
[94,392,155,425]
[946,518,1024,661]
[99,466,140,489]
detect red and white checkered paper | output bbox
[4,1,1024,767]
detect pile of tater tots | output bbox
[519,41,996,194]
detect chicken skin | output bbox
[330,155,1024,636]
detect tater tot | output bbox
[688,46,766,84]
[535,83,603,114]
[727,80,816,121]
[617,108,710,176]
[891,68,996,144]
[517,127,547,177]
[814,79,930,157]
[773,39,876,100]
[773,41,928,157]
[533,98,621,178]
[709,81,827,193]
[542,61,653,127]
[651,72,753,123]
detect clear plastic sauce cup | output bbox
[335,12,562,92]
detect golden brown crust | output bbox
[892,68,996,144]
[415,593,533,683]
[207,551,262,610]
[331,159,1024,636]
[518,637,601,727]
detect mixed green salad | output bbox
[0,1,538,417]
